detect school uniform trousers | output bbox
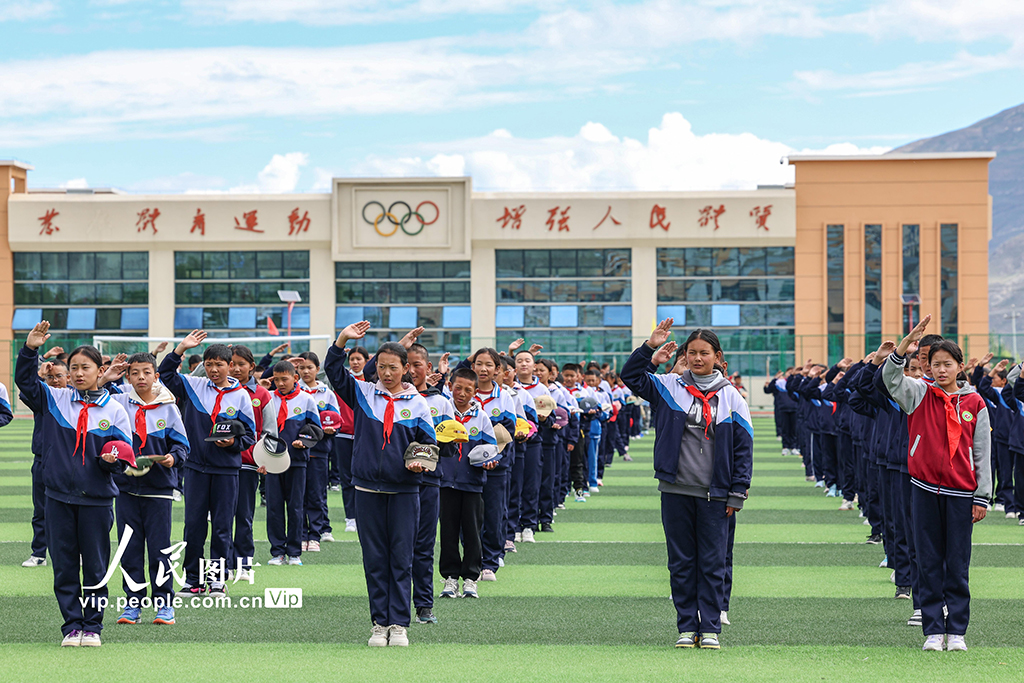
[571,431,589,493]
[538,442,557,525]
[1010,446,1024,515]
[586,423,602,488]
[911,487,974,636]
[898,472,921,610]
[356,489,419,627]
[518,439,543,532]
[46,497,114,636]
[819,432,838,488]
[723,511,737,613]
[116,491,174,605]
[267,465,307,558]
[506,441,527,541]
[886,467,912,587]
[662,492,728,635]
[778,410,797,451]
[303,453,329,542]
[336,436,356,520]
[30,454,46,559]
[440,486,484,580]
[838,432,856,501]
[183,468,238,586]
[234,468,259,571]
[413,481,440,609]
[481,467,508,572]
[992,440,1015,512]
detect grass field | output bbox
[2,416,1023,682]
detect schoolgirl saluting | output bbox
[621,318,753,650]
[16,322,132,648]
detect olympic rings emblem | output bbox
[362,201,439,237]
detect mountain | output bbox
[892,102,1024,334]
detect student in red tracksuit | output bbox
[880,314,990,653]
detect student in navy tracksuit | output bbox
[622,320,753,649]
[266,361,322,564]
[227,346,275,577]
[847,362,884,540]
[325,322,436,647]
[17,322,132,647]
[23,358,66,568]
[297,352,338,550]
[158,330,256,596]
[972,359,1014,516]
[514,349,552,537]
[882,317,990,651]
[439,367,498,599]
[106,353,190,626]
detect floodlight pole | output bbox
[1006,304,1021,360]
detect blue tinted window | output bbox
[121,308,149,330]
[12,308,42,330]
[66,308,97,330]
[496,306,525,328]
[656,305,687,322]
[442,306,471,328]
[603,306,632,327]
[389,306,418,329]
[289,306,311,328]
[174,308,203,329]
[712,304,740,327]
[336,306,364,328]
[229,307,257,329]
[549,305,578,328]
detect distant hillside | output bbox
[893,103,1024,334]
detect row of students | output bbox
[767,315,993,652]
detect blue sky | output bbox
[1,0,1022,192]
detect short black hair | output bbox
[561,363,580,373]
[919,334,944,350]
[584,366,600,377]
[187,354,203,368]
[298,351,320,368]
[203,344,232,364]
[407,343,429,361]
[451,367,478,385]
[272,360,298,375]
[126,352,157,372]
[49,359,69,371]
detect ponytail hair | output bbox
[376,342,413,385]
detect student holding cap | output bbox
[297,351,340,551]
[159,330,256,598]
[265,361,323,566]
[438,367,497,599]
[16,322,133,648]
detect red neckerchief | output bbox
[379,394,396,449]
[134,403,162,449]
[275,386,301,432]
[520,378,539,391]
[455,408,473,459]
[476,384,500,408]
[74,398,101,464]
[210,383,243,434]
[928,385,962,465]
[685,385,718,440]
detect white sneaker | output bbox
[61,630,82,647]
[301,541,309,551]
[368,623,389,647]
[287,556,303,566]
[782,448,790,456]
[839,500,855,511]
[22,555,46,567]
[863,519,871,526]
[440,576,459,598]
[388,625,409,646]
[994,503,1005,512]
[237,568,252,582]
[79,631,102,647]
[922,634,945,651]
[946,634,967,651]
[498,557,504,567]
[522,528,535,543]
[462,578,478,598]
[583,490,591,497]
[321,531,335,542]
[479,569,497,581]
[514,532,522,543]
[345,518,358,532]
[267,555,286,566]
[307,540,321,552]
[1007,511,1019,519]
[720,611,730,625]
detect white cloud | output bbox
[181,0,559,24]
[181,152,309,194]
[348,112,889,191]
[59,178,90,189]
[2,1,56,21]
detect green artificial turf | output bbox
[1,415,1022,682]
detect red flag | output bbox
[267,317,280,336]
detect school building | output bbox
[0,152,994,399]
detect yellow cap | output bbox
[435,419,470,444]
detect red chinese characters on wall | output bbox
[136,208,160,234]
[698,204,725,230]
[235,210,263,233]
[750,205,772,231]
[38,209,60,236]
[497,205,526,230]
[649,204,670,232]
[288,208,311,236]
[592,206,621,231]
[191,208,206,236]
[546,206,571,232]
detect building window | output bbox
[657,247,794,374]
[335,261,471,357]
[902,224,920,333]
[175,251,310,350]
[827,225,844,361]
[495,249,632,364]
[941,224,958,338]
[12,252,149,342]
[864,224,883,353]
